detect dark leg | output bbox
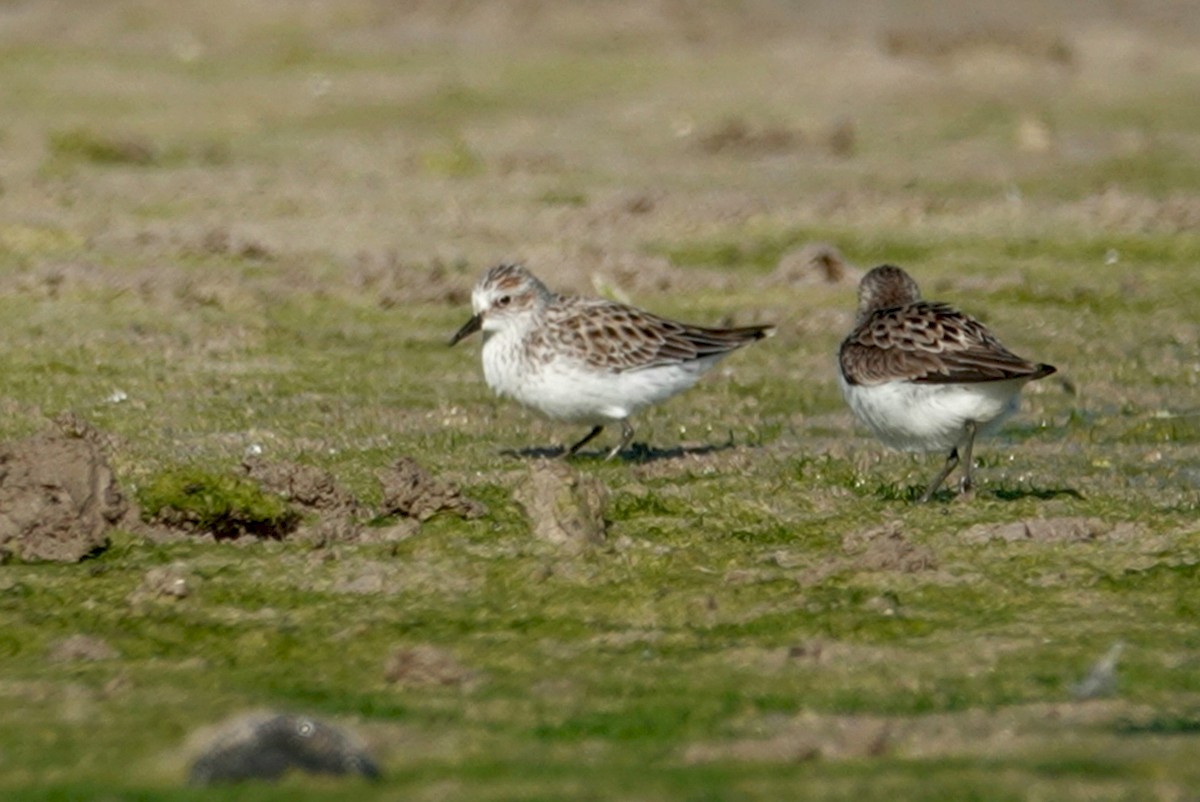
[604,420,635,462]
[565,425,604,457]
[957,420,978,494]
[920,447,959,503]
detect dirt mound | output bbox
[377,457,487,522]
[242,457,367,542]
[767,242,861,287]
[0,416,128,562]
[513,460,608,551]
[384,645,482,689]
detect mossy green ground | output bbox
[1,2,1198,799]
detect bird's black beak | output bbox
[449,313,483,346]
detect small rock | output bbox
[129,563,193,604]
[187,711,379,785]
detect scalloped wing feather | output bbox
[840,301,1052,385]
[542,298,771,372]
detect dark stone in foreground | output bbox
[188,712,379,785]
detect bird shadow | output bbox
[499,440,736,464]
[986,486,1085,502]
[900,485,1085,504]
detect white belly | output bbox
[481,333,716,423]
[839,375,1028,452]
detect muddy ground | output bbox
[0,1,1198,799]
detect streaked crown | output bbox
[471,263,553,330]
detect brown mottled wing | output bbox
[544,298,772,372]
[839,301,1054,385]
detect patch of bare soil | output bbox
[1066,188,1200,234]
[383,645,482,690]
[696,117,804,156]
[46,634,118,663]
[0,415,129,562]
[960,517,1146,545]
[513,460,607,551]
[684,699,1161,767]
[377,457,487,522]
[751,522,937,588]
[880,23,1075,65]
[185,711,379,786]
[694,115,858,160]
[352,254,472,307]
[683,713,892,763]
[842,522,939,573]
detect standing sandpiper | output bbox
[838,265,1056,501]
[451,263,774,459]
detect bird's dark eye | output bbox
[496,295,512,307]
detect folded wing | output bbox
[547,299,773,372]
[840,301,1055,385]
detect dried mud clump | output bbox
[242,457,367,542]
[0,416,128,562]
[842,522,938,573]
[960,517,1144,545]
[243,457,364,515]
[683,713,891,763]
[186,711,379,786]
[696,117,803,155]
[197,226,274,261]
[377,457,486,521]
[513,460,608,550]
[768,242,860,287]
[384,644,481,689]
